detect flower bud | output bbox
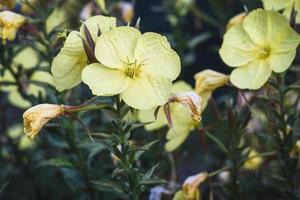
[0,11,26,42]
[118,2,134,23]
[194,69,228,95]
[243,149,263,170]
[171,92,202,122]
[23,104,63,139]
[226,12,247,30]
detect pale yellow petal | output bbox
[121,73,172,109]
[0,70,17,92]
[268,50,296,73]
[171,81,193,93]
[138,108,167,131]
[95,26,141,69]
[13,47,39,69]
[46,8,67,34]
[262,0,290,10]
[219,23,257,67]
[134,32,181,80]
[230,60,272,90]
[51,31,87,91]
[28,71,53,97]
[80,15,116,42]
[82,63,130,96]
[8,91,31,108]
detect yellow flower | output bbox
[220,9,300,90]
[23,104,63,139]
[51,15,116,91]
[1,0,16,10]
[46,8,68,34]
[173,172,208,200]
[0,10,26,42]
[194,69,228,109]
[243,149,263,170]
[226,12,247,30]
[262,0,300,23]
[0,47,53,108]
[138,81,199,151]
[82,26,181,109]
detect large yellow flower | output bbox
[0,47,53,108]
[138,81,198,151]
[82,26,181,109]
[51,15,116,91]
[220,9,300,90]
[262,0,300,23]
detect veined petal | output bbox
[268,50,296,73]
[51,31,88,91]
[121,73,172,109]
[82,63,130,96]
[230,60,272,90]
[219,23,257,67]
[80,15,116,42]
[134,32,181,80]
[95,26,141,69]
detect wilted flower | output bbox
[118,1,135,23]
[82,26,181,109]
[194,69,228,109]
[138,81,199,152]
[170,92,202,121]
[51,15,116,91]
[220,9,300,90]
[23,104,63,139]
[0,10,26,42]
[173,172,208,200]
[226,12,247,30]
[0,0,16,9]
[243,149,263,170]
[262,0,300,23]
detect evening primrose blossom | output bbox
[138,81,199,152]
[51,15,116,91]
[0,10,26,43]
[220,9,300,90]
[262,0,300,23]
[82,26,181,109]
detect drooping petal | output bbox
[121,73,172,109]
[80,15,116,42]
[219,23,257,67]
[95,26,141,69]
[268,50,296,73]
[82,63,130,96]
[134,32,181,80]
[230,60,272,90]
[51,31,88,91]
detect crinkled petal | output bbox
[268,50,296,73]
[95,26,141,69]
[230,60,272,90]
[82,63,130,96]
[51,31,87,91]
[134,32,181,80]
[121,73,172,109]
[80,15,116,42]
[219,23,257,67]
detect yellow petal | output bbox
[13,47,39,69]
[51,31,88,91]
[28,71,53,97]
[268,50,296,73]
[8,91,31,108]
[230,60,272,90]
[171,81,193,93]
[82,63,130,96]
[121,73,172,109]
[0,70,17,92]
[95,26,141,69]
[46,8,67,34]
[219,23,257,67]
[262,0,290,10]
[80,15,116,42]
[134,32,181,80]
[138,108,167,131]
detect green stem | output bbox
[205,131,229,154]
[67,105,111,112]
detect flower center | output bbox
[257,46,271,59]
[124,61,141,79]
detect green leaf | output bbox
[139,178,167,185]
[134,140,160,161]
[111,168,126,178]
[0,182,9,196]
[91,180,124,195]
[37,158,75,168]
[143,163,160,180]
[61,168,86,191]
